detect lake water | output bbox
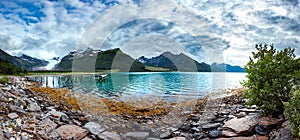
[36,72,247,99]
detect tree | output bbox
[242,44,298,115]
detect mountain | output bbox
[211,63,245,72]
[0,49,49,70]
[54,48,146,72]
[0,58,26,74]
[138,52,245,72]
[137,52,211,72]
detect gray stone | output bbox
[0,128,4,140]
[121,132,150,140]
[191,127,200,132]
[84,121,105,136]
[46,110,67,119]
[28,102,41,112]
[56,125,88,140]
[0,94,8,102]
[221,130,239,137]
[60,115,71,124]
[269,122,293,140]
[98,131,121,140]
[9,105,26,114]
[7,113,18,119]
[160,127,177,138]
[255,125,270,136]
[222,115,259,134]
[168,137,185,140]
[202,123,222,130]
[37,118,58,139]
[208,130,221,138]
[235,112,246,118]
[238,108,257,113]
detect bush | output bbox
[284,89,300,138]
[242,44,298,115]
[0,77,8,84]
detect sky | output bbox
[0,0,300,69]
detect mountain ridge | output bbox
[138,52,245,72]
[0,49,49,70]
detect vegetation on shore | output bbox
[0,59,27,75]
[242,44,300,138]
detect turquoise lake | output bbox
[38,72,246,99]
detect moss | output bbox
[30,87,80,111]
[0,77,8,84]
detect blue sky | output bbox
[0,0,300,69]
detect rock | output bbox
[191,127,200,132]
[221,111,230,115]
[9,105,27,114]
[208,129,221,138]
[121,132,150,140]
[222,130,239,137]
[168,137,185,140]
[222,115,259,134]
[56,125,88,140]
[213,117,226,123]
[202,123,222,130]
[254,125,270,135]
[258,117,281,129]
[37,118,58,139]
[235,112,247,118]
[9,90,21,97]
[98,131,121,140]
[0,94,8,102]
[28,102,41,112]
[216,136,268,140]
[84,121,105,137]
[7,113,19,119]
[238,108,257,113]
[179,124,191,131]
[0,128,4,140]
[60,115,71,124]
[160,127,177,138]
[46,110,67,119]
[192,133,205,139]
[269,122,293,140]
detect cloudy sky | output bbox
[0,0,299,69]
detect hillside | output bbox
[137,52,211,72]
[0,49,49,70]
[0,59,26,75]
[138,52,245,72]
[54,48,146,72]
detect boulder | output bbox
[202,123,222,130]
[222,130,239,137]
[269,121,293,140]
[222,115,258,134]
[28,102,41,112]
[208,129,221,138]
[98,131,121,140]
[56,125,88,140]
[121,132,150,140]
[84,121,105,137]
[168,137,186,140]
[7,113,19,119]
[258,117,281,129]
[216,136,268,140]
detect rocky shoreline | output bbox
[0,77,294,140]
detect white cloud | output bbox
[0,0,300,69]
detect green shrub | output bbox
[284,89,300,138]
[242,44,298,115]
[0,77,8,84]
